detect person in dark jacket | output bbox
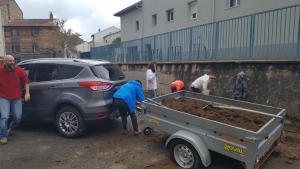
[113,80,146,136]
[233,72,248,100]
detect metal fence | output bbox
[91,5,300,62]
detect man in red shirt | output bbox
[0,55,30,145]
[170,80,185,93]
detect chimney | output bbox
[7,4,10,20]
[98,28,100,32]
[50,12,53,21]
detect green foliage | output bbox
[112,37,121,44]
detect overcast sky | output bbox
[15,0,140,42]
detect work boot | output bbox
[123,130,128,135]
[7,129,13,136]
[0,138,7,145]
[134,130,141,136]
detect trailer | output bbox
[139,91,285,169]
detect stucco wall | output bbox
[76,42,90,52]
[103,32,121,45]
[93,27,120,47]
[119,0,300,42]
[119,61,300,119]
[0,6,5,59]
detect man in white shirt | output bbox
[190,74,216,95]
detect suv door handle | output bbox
[48,86,58,89]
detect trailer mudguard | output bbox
[165,130,211,167]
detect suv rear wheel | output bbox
[55,106,87,138]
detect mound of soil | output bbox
[162,98,271,132]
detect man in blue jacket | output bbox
[233,72,248,100]
[113,80,146,136]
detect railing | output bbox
[91,5,300,62]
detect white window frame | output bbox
[12,44,20,53]
[229,0,240,8]
[32,45,40,53]
[11,28,19,36]
[32,28,39,36]
[189,2,197,20]
[167,9,174,22]
[152,14,157,26]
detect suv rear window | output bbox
[91,64,125,81]
[58,65,83,80]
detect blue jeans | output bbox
[0,97,22,139]
[149,90,156,98]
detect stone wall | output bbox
[4,26,53,62]
[2,0,23,23]
[119,61,300,119]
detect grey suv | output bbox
[17,58,127,138]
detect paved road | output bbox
[1,119,299,169]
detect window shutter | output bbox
[17,29,19,36]
[11,30,13,36]
[191,4,197,14]
[237,0,240,5]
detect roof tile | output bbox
[4,19,55,27]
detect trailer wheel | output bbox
[170,139,203,169]
[143,127,152,135]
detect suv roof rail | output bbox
[18,58,73,64]
[92,59,109,62]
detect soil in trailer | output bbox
[162,98,271,132]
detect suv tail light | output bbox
[77,82,112,91]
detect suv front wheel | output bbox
[55,106,87,138]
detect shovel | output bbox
[202,104,283,119]
[146,98,167,108]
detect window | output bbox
[229,0,240,8]
[167,9,174,22]
[58,65,83,80]
[136,21,139,31]
[152,14,157,26]
[32,45,40,53]
[190,2,197,19]
[105,40,108,43]
[32,28,39,36]
[11,28,19,36]
[12,45,20,53]
[29,64,58,82]
[91,64,125,81]
[19,64,31,76]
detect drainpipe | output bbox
[210,0,215,59]
[136,1,144,59]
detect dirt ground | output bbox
[274,119,300,164]
[1,117,300,169]
[143,91,165,99]
[162,98,270,132]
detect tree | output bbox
[112,37,121,44]
[38,19,82,58]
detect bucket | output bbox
[202,90,210,95]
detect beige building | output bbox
[103,31,121,45]
[76,41,90,53]
[0,0,23,59]
[114,0,300,42]
[0,0,23,23]
[0,6,4,59]
[91,26,120,47]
